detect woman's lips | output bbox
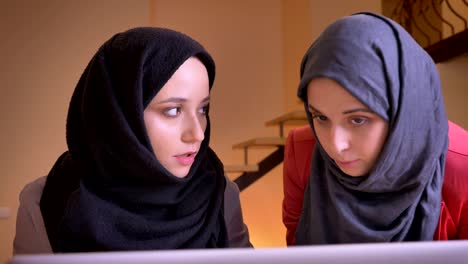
[335,159,359,168]
[174,152,197,166]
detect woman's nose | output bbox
[331,126,350,153]
[181,114,205,143]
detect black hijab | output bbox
[296,13,448,243]
[40,27,228,252]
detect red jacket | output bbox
[283,121,468,245]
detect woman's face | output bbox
[144,57,210,178]
[307,78,389,177]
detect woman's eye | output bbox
[164,107,181,117]
[351,117,368,125]
[199,105,209,115]
[312,114,327,122]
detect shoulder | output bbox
[287,125,315,143]
[447,121,468,155]
[439,122,468,238]
[224,177,240,202]
[284,126,316,192]
[285,126,315,156]
[445,121,468,180]
[443,121,468,203]
[14,176,52,254]
[285,126,315,165]
[223,177,252,247]
[19,176,46,204]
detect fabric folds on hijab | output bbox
[295,13,448,244]
[40,27,228,251]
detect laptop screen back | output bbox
[8,240,468,264]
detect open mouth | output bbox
[174,152,198,166]
[180,151,197,157]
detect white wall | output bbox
[0,1,149,261]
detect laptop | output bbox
[8,240,468,264]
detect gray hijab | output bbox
[296,13,448,244]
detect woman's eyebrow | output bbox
[342,108,373,114]
[201,96,210,104]
[156,96,210,104]
[157,97,187,104]
[309,104,372,115]
[308,104,322,113]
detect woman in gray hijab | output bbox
[282,12,468,244]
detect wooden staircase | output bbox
[388,0,468,64]
[223,110,308,191]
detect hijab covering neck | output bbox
[296,13,448,244]
[40,27,228,251]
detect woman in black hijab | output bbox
[283,12,468,244]
[14,27,251,253]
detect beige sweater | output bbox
[13,176,251,254]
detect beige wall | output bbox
[281,0,313,112]
[309,0,381,40]
[0,0,149,262]
[438,54,468,130]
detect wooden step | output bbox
[232,137,286,149]
[224,164,259,173]
[265,110,308,137]
[265,110,308,126]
